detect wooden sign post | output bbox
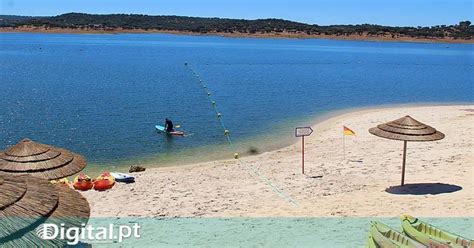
[295,127,313,174]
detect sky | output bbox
[0,0,472,26]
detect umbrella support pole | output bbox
[401,141,407,186]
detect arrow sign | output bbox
[295,127,313,137]
[295,127,313,174]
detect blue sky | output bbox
[0,0,472,26]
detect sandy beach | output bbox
[2,27,473,44]
[82,105,473,218]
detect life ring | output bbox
[93,172,115,191]
[73,173,94,191]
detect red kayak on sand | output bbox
[93,172,115,191]
[73,173,93,191]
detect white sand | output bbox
[82,105,473,217]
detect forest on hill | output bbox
[1,13,472,40]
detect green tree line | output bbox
[1,13,472,39]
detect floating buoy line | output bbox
[184,62,298,206]
[201,62,473,67]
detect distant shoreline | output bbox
[1,26,473,44]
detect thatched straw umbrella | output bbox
[0,172,90,246]
[369,115,444,186]
[0,138,87,180]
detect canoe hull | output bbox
[401,214,473,248]
[368,221,425,248]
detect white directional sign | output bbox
[295,127,313,137]
[295,126,313,174]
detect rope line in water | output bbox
[184,62,298,206]
[200,62,473,67]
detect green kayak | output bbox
[366,231,378,248]
[401,214,473,248]
[367,221,425,248]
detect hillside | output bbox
[1,13,472,42]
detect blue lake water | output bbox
[0,33,472,170]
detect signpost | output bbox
[295,127,313,174]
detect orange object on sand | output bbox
[93,172,115,191]
[73,173,94,191]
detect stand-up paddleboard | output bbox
[155,125,185,136]
[110,172,135,183]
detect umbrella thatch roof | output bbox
[0,172,90,246]
[369,115,445,142]
[369,115,445,186]
[0,138,87,180]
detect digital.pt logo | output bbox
[36,222,141,245]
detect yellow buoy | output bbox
[234,153,239,159]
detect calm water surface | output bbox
[0,33,472,170]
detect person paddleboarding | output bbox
[165,118,174,132]
[155,118,184,136]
